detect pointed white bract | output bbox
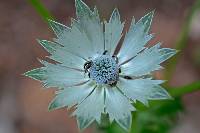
[38,40,86,69]
[49,81,95,110]
[24,0,177,131]
[73,86,105,129]
[75,0,104,56]
[48,19,70,37]
[105,87,135,130]
[120,43,177,76]
[105,8,124,55]
[24,65,86,89]
[117,78,170,106]
[118,11,154,64]
[55,23,95,59]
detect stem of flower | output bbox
[169,81,200,97]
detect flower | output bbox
[24,0,177,131]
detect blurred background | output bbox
[0,0,200,133]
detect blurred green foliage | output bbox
[131,99,183,133]
[28,0,200,133]
[100,98,183,133]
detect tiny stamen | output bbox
[88,55,119,85]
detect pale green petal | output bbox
[73,85,105,128]
[48,1,105,59]
[118,11,154,64]
[37,39,61,53]
[104,8,124,55]
[48,81,95,110]
[148,85,172,100]
[77,115,94,131]
[75,0,91,18]
[38,40,86,69]
[48,19,70,37]
[55,24,95,59]
[140,10,154,33]
[75,0,104,55]
[105,86,135,131]
[42,61,88,88]
[24,67,47,81]
[39,60,88,88]
[159,48,178,62]
[120,43,177,76]
[117,78,171,106]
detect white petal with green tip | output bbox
[38,40,86,69]
[76,115,94,131]
[48,19,70,37]
[117,78,171,106]
[105,86,135,131]
[40,61,88,88]
[75,0,104,56]
[118,11,154,64]
[120,43,177,76]
[49,81,95,110]
[55,23,94,59]
[104,8,124,55]
[73,85,105,129]
[148,85,172,100]
[24,67,47,81]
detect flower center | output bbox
[89,55,119,85]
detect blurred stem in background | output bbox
[170,81,200,97]
[28,0,200,133]
[28,0,55,22]
[164,0,200,80]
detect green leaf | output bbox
[170,81,200,97]
[134,98,183,133]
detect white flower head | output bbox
[24,0,177,131]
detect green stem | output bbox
[164,0,200,80]
[28,0,55,22]
[169,81,200,97]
